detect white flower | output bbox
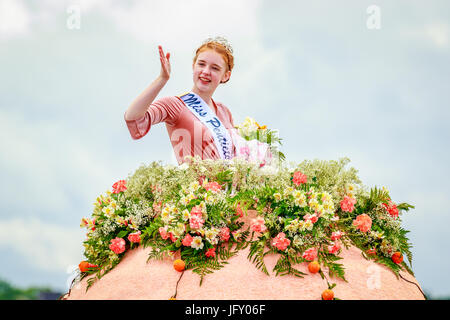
[102,206,115,217]
[284,187,294,197]
[274,193,282,202]
[200,202,207,214]
[189,181,200,192]
[181,196,190,206]
[309,198,319,210]
[161,207,173,224]
[205,228,219,245]
[182,209,190,221]
[293,191,307,207]
[191,236,204,250]
[293,235,304,247]
[109,200,118,210]
[303,220,314,231]
[172,223,186,237]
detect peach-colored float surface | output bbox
[64,210,424,300]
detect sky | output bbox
[0,0,449,297]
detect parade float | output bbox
[62,118,425,300]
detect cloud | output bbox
[0,0,31,40]
[400,22,449,49]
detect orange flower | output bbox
[322,289,334,300]
[392,252,403,264]
[173,259,185,272]
[78,261,98,272]
[308,261,320,274]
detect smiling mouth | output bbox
[199,77,211,83]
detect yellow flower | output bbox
[321,192,332,203]
[293,191,307,207]
[323,202,334,213]
[172,223,186,237]
[171,206,180,215]
[102,206,114,216]
[303,220,314,231]
[316,205,324,216]
[205,228,219,245]
[110,200,117,210]
[189,181,200,192]
[284,187,294,197]
[285,219,299,233]
[181,196,190,206]
[274,193,282,202]
[309,198,319,210]
[182,209,190,221]
[161,208,173,223]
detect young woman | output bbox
[124,37,237,164]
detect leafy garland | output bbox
[74,117,415,299]
[77,156,415,298]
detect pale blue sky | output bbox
[1,0,449,297]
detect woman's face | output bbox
[192,50,231,94]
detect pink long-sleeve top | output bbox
[124,95,236,164]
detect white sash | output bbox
[179,92,233,160]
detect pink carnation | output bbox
[159,227,169,240]
[293,171,308,186]
[250,217,267,233]
[127,231,141,244]
[272,232,291,251]
[189,215,204,230]
[204,181,222,193]
[236,203,244,218]
[152,201,162,214]
[112,180,127,194]
[353,214,372,233]
[190,205,203,218]
[219,227,230,242]
[383,200,399,218]
[109,237,126,254]
[302,247,318,261]
[304,214,318,224]
[328,242,341,255]
[340,195,357,213]
[182,233,193,246]
[331,231,343,241]
[205,247,216,258]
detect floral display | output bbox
[77,155,415,297]
[232,117,285,166]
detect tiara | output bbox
[202,36,233,55]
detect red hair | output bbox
[193,42,234,74]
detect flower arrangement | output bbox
[77,156,415,297]
[232,117,285,166]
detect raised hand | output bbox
[158,45,171,81]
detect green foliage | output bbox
[0,278,57,300]
[76,157,416,294]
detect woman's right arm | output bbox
[124,46,171,121]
